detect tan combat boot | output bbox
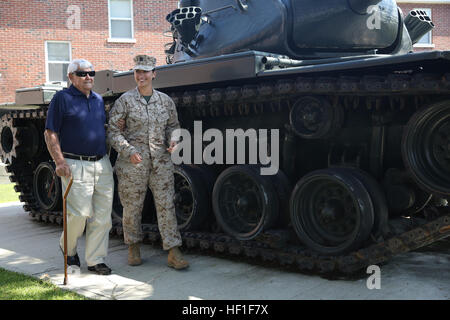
[168,246,189,270]
[128,243,142,266]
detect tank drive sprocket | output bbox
[0,115,19,164]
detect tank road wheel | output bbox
[289,168,374,255]
[174,165,209,231]
[212,165,279,240]
[33,162,62,211]
[336,167,389,240]
[289,96,343,139]
[402,101,450,196]
[0,116,18,164]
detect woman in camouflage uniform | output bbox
[108,55,188,269]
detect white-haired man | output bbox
[44,59,113,275]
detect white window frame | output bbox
[108,0,136,43]
[44,41,72,86]
[413,8,435,48]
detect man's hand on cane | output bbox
[56,161,71,178]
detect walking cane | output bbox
[63,176,73,285]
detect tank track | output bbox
[3,71,450,275]
[21,204,450,274]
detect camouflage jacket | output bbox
[107,87,180,162]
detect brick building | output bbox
[0,0,178,104]
[0,0,449,104]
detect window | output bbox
[45,41,71,83]
[108,0,134,42]
[414,8,433,47]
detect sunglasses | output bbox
[74,71,96,77]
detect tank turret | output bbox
[166,0,433,63]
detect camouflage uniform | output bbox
[108,87,182,250]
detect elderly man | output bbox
[108,54,188,269]
[44,59,113,275]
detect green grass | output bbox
[0,186,88,299]
[0,267,89,300]
[0,183,19,203]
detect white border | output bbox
[108,0,135,43]
[44,40,72,85]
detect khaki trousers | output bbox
[59,155,114,267]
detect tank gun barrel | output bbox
[404,10,435,44]
[166,5,202,47]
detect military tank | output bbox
[1,0,449,274]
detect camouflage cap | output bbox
[133,55,156,71]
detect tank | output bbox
[1,0,449,274]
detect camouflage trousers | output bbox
[115,152,182,250]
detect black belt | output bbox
[63,153,104,162]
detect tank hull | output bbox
[1,50,450,273]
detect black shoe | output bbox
[67,253,81,267]
[88,263,112,275]
[60,246,81,267]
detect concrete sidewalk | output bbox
[0,202,449,300]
